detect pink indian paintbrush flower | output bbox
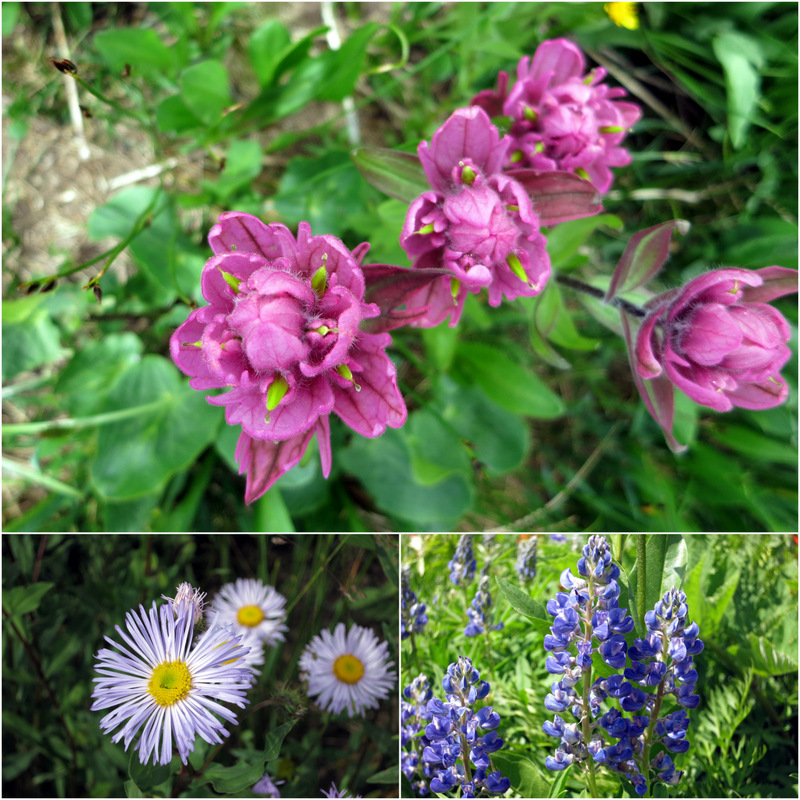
[472,38,641,193]
[170,213,407,503]
[635,266,798,414]
[400,106,551,327]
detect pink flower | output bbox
[170,213,406,502]
[473,38,641,193]
[400,107,551,327]
[635,267,797,413]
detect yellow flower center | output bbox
[332,654,364,685]
[147,660,192,707]
[237,604,265,627]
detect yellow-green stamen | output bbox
[266,375,290,421]
[510,150,524,164]
[336,364,361,391]
[236,604,265,627]
[147,660,192,707]
[417,223,435,235]
[460,164,476,185]
[311,261,328,297]
[219,269,242,293]
[332,653,364,685]
[507,253,529,285]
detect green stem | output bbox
[72,74,149,126]
[556,274,648,319]
[18,186,163,290]
[408,630,422,676]
[582,573,599,799]
[636,534,647,633]
[2,398,168,436]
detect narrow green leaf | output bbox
[351,147,429,203]
[495,578,551,634]
[367,766,400,784]
[263,721,295,761]
[746,632,799,677]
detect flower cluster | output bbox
[402,674,435,796]
[464,575,504,638]
[171,214,407,503]
[400,107,552,327]
[635,267,797,413]
[472,38,641,193]
[402,566,429,639]
[299,622,396,718]
[91,588,254,766]
[542,536,703,795]
[515,536,538,583]
[420,657,510,797]
[448,534,477,587]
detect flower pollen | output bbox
[333,653,365,685]
[147,660,192,707]
[237,604,266,627]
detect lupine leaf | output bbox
[495,578,550,634]
[745,632,798,677]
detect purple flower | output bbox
[170,213,407,502]
[473,38,641,193]
[448,534,477,587]
[464,575,504,637]
[516,536,538,582]
[400,107,551,326]
[252,771,284,797]
[635,266,797,414]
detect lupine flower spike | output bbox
[465,575,504,638]
[448,534,477,587]
[543,535,703,796]
[402,566,429,639]
[516,536,538,583]
[421,656,511,796]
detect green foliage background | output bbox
[2,533,399,798]
[401,533,798,798]
[2,2,797,531]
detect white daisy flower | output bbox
[299,622,396,718]
[210,578,288,673]
[91,601,252,766]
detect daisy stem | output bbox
[284,535,348,616]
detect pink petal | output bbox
[677,304,742,366]
[209,212,286,259]
[740,266,799,304]
[236,428,315,504]
[331,333,407,435]
[528,39,585,84]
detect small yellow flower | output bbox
[605,1,639,30]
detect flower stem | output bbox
[556,274,648,319]
[636,534,647,632]
[582,574,599,799]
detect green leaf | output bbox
[436,378,530,474]
[495,578,551,634]
[314,23,378,102]
[745,632,799,677]
[2,311,64,382]
[54,332,143,416]
[549,762,573,797]
[407,410,471,485]
[544,213,622,270]
[367,766,399,784]
[180,60,231,125]
[339,428,473,529]
[2,582,54,616]
[123,779,143,799]
[93,28,178,78]
[156,94,203,134]
[263,721,295,761]
[254,488,295,533]
[248,19,292,87]
[205,139,263,201]
[203,761,264,794]
[128,749,174,789]
[454,342,565,419]
[712,31,764,149]
[2,2,20,36]
[90,356,223,500]
[351,147,429,204]
[273,150,367,238]
[490,752,549,798]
